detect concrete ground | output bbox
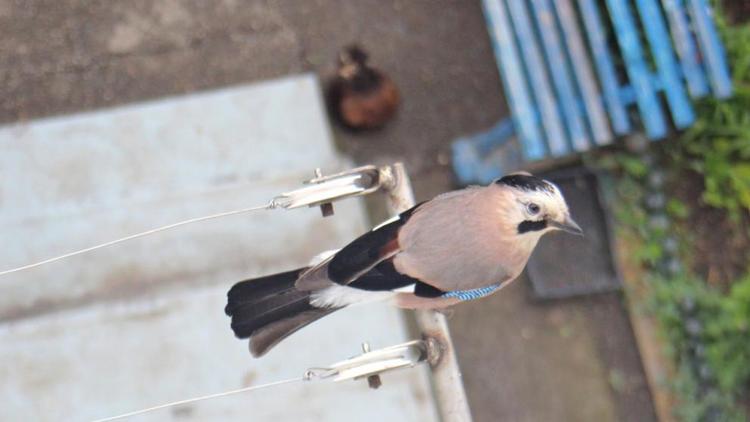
[1,1,657,420]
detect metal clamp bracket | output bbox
[270,166,382,216]
[304,340,433,388]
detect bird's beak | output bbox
[549,216,583,236]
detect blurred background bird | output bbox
[226,173,583,357]
[326,44,400,131]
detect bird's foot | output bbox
[435,307,455,319]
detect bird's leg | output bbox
[434,307,455,320]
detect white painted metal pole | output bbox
[381,163,473,422]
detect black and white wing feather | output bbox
[295,203,424,293]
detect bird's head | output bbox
[338,45,370,79]
[495,173,583,239]
[339,45,369,65]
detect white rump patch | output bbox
[393,284,415,293]
[310,285,397,308]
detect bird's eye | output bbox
[527,203,540,215]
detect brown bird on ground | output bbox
[326,45,400,130]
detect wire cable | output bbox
[90,376,304,422]
[0,203,273,277]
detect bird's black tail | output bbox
[225,268,337,357]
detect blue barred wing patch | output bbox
[441,283,502,301]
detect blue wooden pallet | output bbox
[453,0,732,184]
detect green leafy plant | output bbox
[649,274,750,422]
[705,274,750,392]
[677,93,750,220]
[669,5,750,221]
[670,361,745,422]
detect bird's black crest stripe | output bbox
[496,174,553,193]
[518,220,547,234]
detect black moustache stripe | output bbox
[517,220,547,234]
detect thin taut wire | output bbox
[0,203,273,277]
[90,376,304,422]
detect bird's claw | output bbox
[435,307,455,319]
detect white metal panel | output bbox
[0,74,437,421]
[0,75,349,318]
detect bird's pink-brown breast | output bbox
[393,186,523,292]
[394,293,461,309]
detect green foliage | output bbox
[665,198,689,220]
[705,274,750,392]
[677,93,750,220]
[671,361,745,422]
[649,274,719,358]
[669,6,750,221]
[649,274,750,421]
[591,144,745,420]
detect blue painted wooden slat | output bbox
[476,118,516,154]
[452,0,736,184]
[661,0,710,98]
[576,0,631,136]
[651,71,667,91]
[530,0,590,152]
[634,0,695,129]
[481,0,547,160]
[506,0,569,156]
[619,85,637,105]
[687,0,733,98]
[605,0,668,139]
[553,0,613,146]
[452,118,523,184]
